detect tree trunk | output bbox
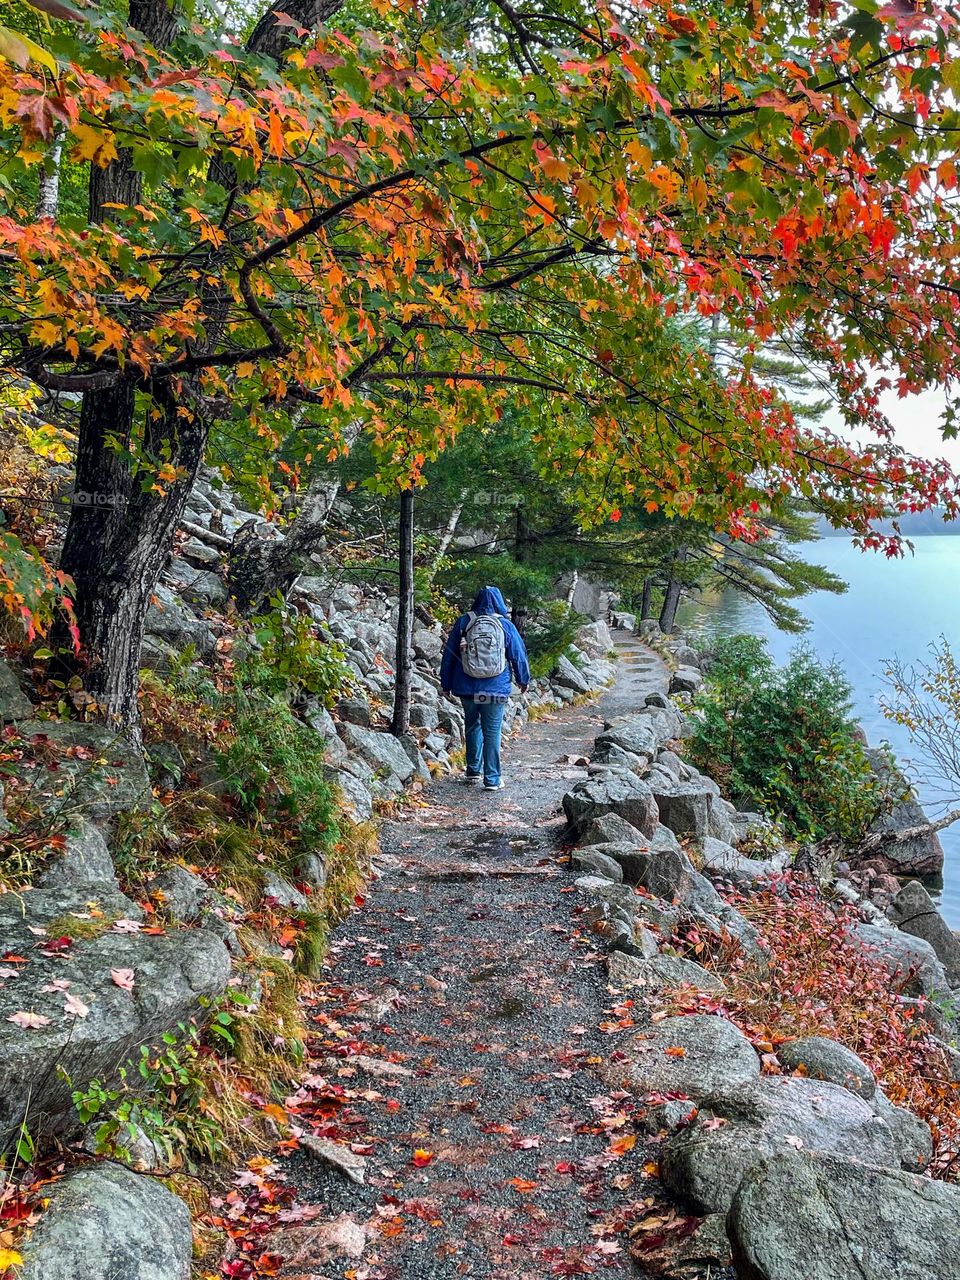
[37,127,65,220]
[659,575,683,633]
[59,387,207,746]
[55,0,344,736]
[228,424,360,614]
[391,488,415,737]
[426,499,463,585]
[639,577,653,621]
[55,0,186,741]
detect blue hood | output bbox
[471,586,509,617]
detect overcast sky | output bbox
[825,384,960,470]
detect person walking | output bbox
[440,585,530,790]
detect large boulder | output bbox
[577,812,645,847]
[14,721,150,822]
[0,885,231,1144]
[163,558,228,609]
[594,715,658,763]
[778,1036,875,1099]
[303,702,350,766]
[575,620,614,660]
[661,1076,901,1213]
[695,837,790,887]
[574,833,689,890]
[636,702,684,747]
[328,768,374,822]
[651,775,729,841]
[607,951,725,993]
[850,921,952,1000]
[563,772,659,839]
[610,1015,759,1099]
[887,880,960,985]
[552,653,592,695]
[35,818,117,891]
[18,1162,191,1280]
[570,848,624,882]
[143,583,216,655]
[0,656,32,720]
[669,666,703,695]
[862,749,943,876]
[728,1150,960,1280]
[337,723,416,784]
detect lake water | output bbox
[679,535,960,925]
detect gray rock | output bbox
[329,768,374,822]
[778,1036,875,1099]
[563,772,659,839]
[397,733,432,783]
[294,851,327,891]
[695,836,789,887]
[669,666,703,695]
[553,653,592,695]
[303,703,350,766]
[153,865,210,923]
[851,921,951,999]
[162,558,228,609]
[571,848,624,882]
[728,1149,960,1280]
[637,703,684,747]
[656,749,690,781]
[644,690,671,708]
[611,610,636,631]
[575,620,614,660]
[0,886,231,1144]
[578,812,644,847]
[863,749,944,876]
[596,713,659,761]
[180,536,220,566]
[887,879,960,985]
[18,1162,191,1280]
[652,777,728,841]
[413,626,443,663]
[870,1091,933,1171]
[338,723,416,784]
[409,702,439,730]
[262,872,310,911]
[661,1076,901,1213]
[729,811,776,848]
[611,1015,759,1099]
[35,817,117,890]
[0,656,31,720]
[608,951,725,992]
[673,644,701,668]
[15,721,150,822]
[337,696,371,727]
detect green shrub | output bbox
[70,1023,226,1169]
[215,688,340,864]
[688,635,891,842]
[247,599,353,708]
[525,600,587,679]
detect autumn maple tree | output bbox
[1,0,960,736]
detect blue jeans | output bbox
[461,698,506,786]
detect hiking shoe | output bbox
[483,780,504,791]
[461,772,482,785]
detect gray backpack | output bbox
[461,612,507,678]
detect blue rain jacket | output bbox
[440,586,531,699]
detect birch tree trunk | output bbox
[391,488,415,736]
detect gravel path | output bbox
[282,635,678,1279]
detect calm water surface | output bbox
[680,536,960,926]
